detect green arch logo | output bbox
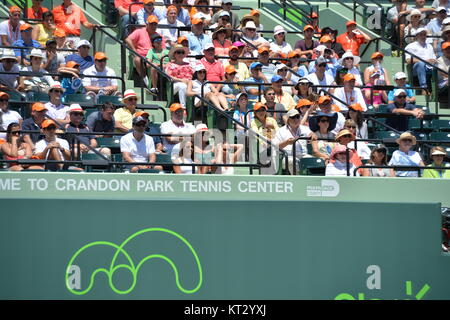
[65,228,203,295]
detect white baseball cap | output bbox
[394,72,407,80]
[77,39,92,49]
[413,27,427,36]
[394,89,406,97]
[273,25,286,36]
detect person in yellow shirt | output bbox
[113,89,141,133]
[223,45,250,81]
[423,147,450,179]
[250,102,279,141]
[271,75,296,111]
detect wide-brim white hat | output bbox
[339,51,361,65]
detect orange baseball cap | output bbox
[192,18,204,25]
[253,102,268,111]
[258,46,270,54]
[32,102,47,112]
[296,99,312,108]
[303,24,314,32]
[371,51,384,59]
[147,15,159,24]
[53,28,66,38]
[41,119,57,129]
[346,20,357,27]
[349,103,363,112]
[229,45,239,52]
[66,61,80,68]
[320,35,332,43]
[442,42,450,50]
[250,9,260,16]
[166,5,178,13]
[177,36,188,44]
[9,6,21,14]
[288,51,300,58]
[225,65,236,74]
[19,23,33,31]
[94,52,108,60]
[318,95,332,105]
[143,0,155,4]
[0,92,10,99]
[343,73,356,82]
[169,103,186,112]
[134,111,150,118]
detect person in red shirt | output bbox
[200,43,225,91]
[52,0,97,48]
[336,21,371,56]
[114,0,144,39]
[27,0,49,20]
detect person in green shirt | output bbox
[423,146,450,179]
[146,33,169,95]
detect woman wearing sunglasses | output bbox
[325,144,360,176]
[308,112,338,162]
[388,131,425,177]
[423,146,450,179]
[367,146,395,177]
[0,92,22,140]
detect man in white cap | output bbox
[45,81,69,124]
[200,43,225,90]
[405,27,437,90]
[0,49,22,91]
[386,88,424,131]
[306,56,336,94]
[210,0,240,29]
[241,20,268,48]
[22,48,56,98]
[388,71,416,103]
[65,104,111,158]
[210,11,232,30]
[270,25,292,55]
[64,39,94,72]
[113,89,141,133]
[272,108,317,174]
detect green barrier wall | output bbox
[0,196,448,299]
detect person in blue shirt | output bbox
[388,71,416,103]
[135,0,165,25]
[12,23,41,66]
[170,0,191,26]
[187,18,212,53]
[64,39,94,72]
[244,62,267,102]
[386,89,424,132]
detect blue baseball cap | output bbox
[250,62,263,70]
[271,75,283,82]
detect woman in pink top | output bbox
[212,27,232,60]
[165,44,194,107]
[363,70,388,110]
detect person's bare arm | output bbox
[121,151,135,163]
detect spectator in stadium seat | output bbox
[321,27,345,58]
[22,102,47,149]
[260,87,286,126]
[224,45,250,81]
[212,27,232,59]
[387,71,416,104]
[257,46,276,81]
[325,143,360,176]
[171,0,192,27]
[404,9,426,46]
[240,21,268,49]
[363,52,391,85]
[0,6,24,46]
[232,92,252,138]
[405,27,437,90]
[437,41,450,100]
[293,78,318,104]
[221,65,241,102]
[133,110,164,154]
[190,0,213,27]
[187,18,212,53]
[171,137,196,174]
[317,95,345,135]
[187,63,229,111]
[21,48,55,98]
[83,52,120,102]
[338,51,362,86]
[86,103,116,137]
[435,24,450,58]
[12,23,42,66]
[52,0,98,48]
[45,82,69,125]
[0,49,22,92]
[273,108,316,175]
[136,0,164,25]
[334,128,368,176]
[308,111,338,161]
[386,0,412,48]
[423,146,450,178]
[426,7,448,38]
[160,103,196,154]
[333,73,366,112]
[344,103,368,140]
[367,146,396,177]
[270,25,292,55]
[386,89,424,132]
[34,119,71,171]
[336,21,371,56]
[209,11,231,30]
[165,44,194,107]
[200,43,225,90]
[250,102,279,142]
[28,0,49,20]
[210,0,240,29]
[114,89,141,133]
[146,34,170,96]
[0,92,23,140]
[343,119,371,160]
[54,28,71,56]
[65,104,111,158]
[271,74,296,111]
[58,61,85,95]
[32,11,56,47]
[308,44,339,78]
[294,25,319,60]
[126,15,165,86]
[295,99,315,127]
[64,39,94,72]
[310,12,321,36]
[306,56,336,94]
[115,0,143,38]
[285,51,308,85]
[158,5,187,48]
[389,131,425,177]
[244,62,267,102]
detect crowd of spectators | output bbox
[0,0,448,177]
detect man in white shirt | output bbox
[82,52,120,102]
[44,82,69,125]
[333,73,367,111]
[0,6,24,46]
[160,103,195,154]
[120,114,161,173]
[317,95,346,135]
[157,5,187,48]
[0,49,22,92]
[306,56,336,94]
[0,91,22,140]
[405,27,437,88]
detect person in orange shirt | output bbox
[52,0,98,48]
[27,0,49,20]
[336,21,371,56]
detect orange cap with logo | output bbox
[343,73,356,82]
[177,36,188,44]
[134,111,150,118]
[225,65,236,74]
[169,103,186,112]
[147,15,159,24]
[296,99,312,108]
[167,5,178,13]
[318,95,332,105]
[9,6,21,14]
[19,23,33,31]
[41,119,57,129]
[253,102,268,111]
[32,102,47,112]
[94,52,108,60]
[0,92,10,100]
[258,46,270,54]
[66,61,80,68]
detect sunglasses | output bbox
[319,119,329,123]
[50,90,63,93]
[197,70,206,73]
[127,97,138,101]
[317,63,327,67]
[346,126,356,129]
[175,51,185,54]
[266,93,275,96]
[3,59,16,63]
[290,115,301,119]
[134,122,147,127]
[402,139,413,143]
[247,28,256,32]
[341,134,352,138]
[396,95,407,99]
[0,99,9,102]
[96,59,107,63]
[11,131,20,135]
[344,57,354,60]
[71,112,84,116]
